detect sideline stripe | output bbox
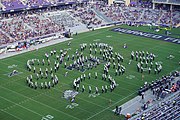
[86,92,136,120]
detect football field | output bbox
[0,25,180,120]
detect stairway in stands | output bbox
[91,8,112,23]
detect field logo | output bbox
[4,70,23,77]
[112,27,180,44]
[63,90,78,100]
[8,64,17,69]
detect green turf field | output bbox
[0,25,180,120]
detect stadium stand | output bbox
[45,10,78,27]
[23,14,63,35]
[95,4,125,22]
[0,0,85,11]
[70,6,103,27]
[0,1,179,119]
[92,2,179,26]
[0,31,12,46]
[0,1,179,48]
[0,8,67,46]
[141,9,160,23]
[130,90,180,120]
[138,71,179,96]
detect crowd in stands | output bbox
[142,9,160,23]
[0,0,87,11]
[0,16,33,41]
[23,14,64,35]
[132,90,180,120]
[93,2,179,26]
[0,14,64,43]
[70,7,102,27]
[46,11,78,27]
[123,7,143,21]
[0,4,104,46]
[0,1,179,46]
[95,4,126,21]
[159,11,180,26]
[138,71,179,96]
[132,71,180,120]
[0,31,12,46]
[0,9,72,46]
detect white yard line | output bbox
[0,40,132,99]
[0,26,179,120]
[0,62,106,112]
[86,91,137,120]
[52,87,106,109]
[2,90,51,111]
[0,86,81,120]
[0,50,133,99]
[0,109,23,120]
[0,61,100,114]
[0,96,43,117]
[0,41,139,94]
[0,33,177,100]
[0,61,107,109]
[0,66,94,115]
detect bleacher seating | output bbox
[159,11,180,26]
[0,12,65,45]
[131,91,180,120]
[142,9,161,23]
[95,4,125,22]
[122,7,143,21]
[0,0,79,11]
[93,3,179,26]
[0,2,179,46]
[45,11,78,27]
[0,31,12,46]
[70,7,102,27]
